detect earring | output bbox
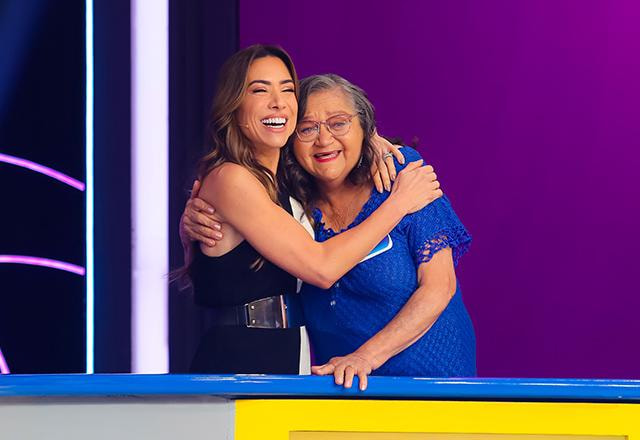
[357,155,363,168]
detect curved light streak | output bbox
[0,255,85,276]
[0,152,85,191]
[0,347,9,374]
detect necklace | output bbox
[321,185,370,232]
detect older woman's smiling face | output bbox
[293,88,364,186]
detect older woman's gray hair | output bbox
[298,74,377,140]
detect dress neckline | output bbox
[312,187,387,239]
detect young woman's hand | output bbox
[370,133,405,193]
[390,160,442,214]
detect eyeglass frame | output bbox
[294,113,358,142]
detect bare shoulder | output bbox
[200,163,265,201]
[203,162,255,187]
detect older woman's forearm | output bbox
[355,281,454,369]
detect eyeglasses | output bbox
[295,114,357,142]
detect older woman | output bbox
[184,69,476,389]
[183,45,441,375]
[289,75,476,390]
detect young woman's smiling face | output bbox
[293,88,364,186]
[236,56,298,151]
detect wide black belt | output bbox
[209,294,304,329]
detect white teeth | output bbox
[261,117,287,126]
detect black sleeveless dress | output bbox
[189,191,302,374]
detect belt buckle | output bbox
[245,295,288,329]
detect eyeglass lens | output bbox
[297,115,352,140]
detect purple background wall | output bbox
[240,1,640,378]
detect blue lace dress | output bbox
[301,147,477,377]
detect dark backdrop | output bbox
[0,0,133,373]
[93,0,132,373]
[168,0,239,372]
[0,0,85,373]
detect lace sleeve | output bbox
[406,195,471,267]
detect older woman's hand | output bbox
[180,180,223,249]
[370,133,405,193]
[311,351,378,391]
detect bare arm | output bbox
[199,161,439,289]
[179,159,443,254]
[312,248,456,390]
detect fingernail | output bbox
[207,208,214,214]
[215,232,223,239]
[213,224,221,231]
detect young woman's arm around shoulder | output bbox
[199,160,439,289]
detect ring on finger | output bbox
[382,152,393,160]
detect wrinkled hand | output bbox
[179,180,223,248]
[370,133,405,193]
[311,351,376,391]
[391,160,443,214]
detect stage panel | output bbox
[2,375,639,439]
[237,399,640,440]
[292,435,622,440]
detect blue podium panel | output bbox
[1,375,640,439]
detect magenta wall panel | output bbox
[240,0,640,378]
